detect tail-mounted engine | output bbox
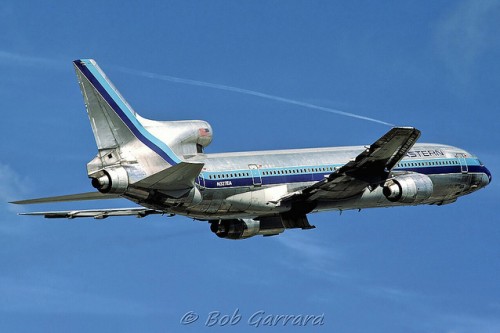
[383,173,433,204]
[141,120,213,156]
[210,218,285,240]
[90,166,129,194]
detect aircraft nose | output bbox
[485,166,492,184]
[483,166,492,186]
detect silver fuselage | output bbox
[14,60,492,234]
[126,143,491,220]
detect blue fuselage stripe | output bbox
[196,159,489,189]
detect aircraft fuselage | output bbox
[127,143,491,219]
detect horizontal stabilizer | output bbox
[11,192,120,205]
[19,207,163,219]
[131,161,204,191]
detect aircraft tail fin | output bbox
[73,59,181,166]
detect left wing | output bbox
[280,127,420,203]
[19,208,164,219]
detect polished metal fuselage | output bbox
[126,142,490,220]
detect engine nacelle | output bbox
[90,167,129,194]
[210,218,284,240]
[141,119,213,156]
[383,173,433,204]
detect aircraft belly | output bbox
[314,186,387,211]
[199,188,236,214]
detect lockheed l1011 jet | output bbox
[12,59,492,239]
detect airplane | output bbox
[11,59,492,240]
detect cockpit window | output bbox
[478,159,484,166]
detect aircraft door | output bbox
[456,153,468,174]
[198,173,206,189]
[249,164,262,186]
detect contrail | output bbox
[0,50,63,68]
[114,66,395,127]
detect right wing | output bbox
[19,208,164,219]
[280,126,421,203]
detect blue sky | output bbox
[1,1,499,332]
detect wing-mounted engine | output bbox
[383,173,433,204]
[90,166,129,194]
[210,218,285,240]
